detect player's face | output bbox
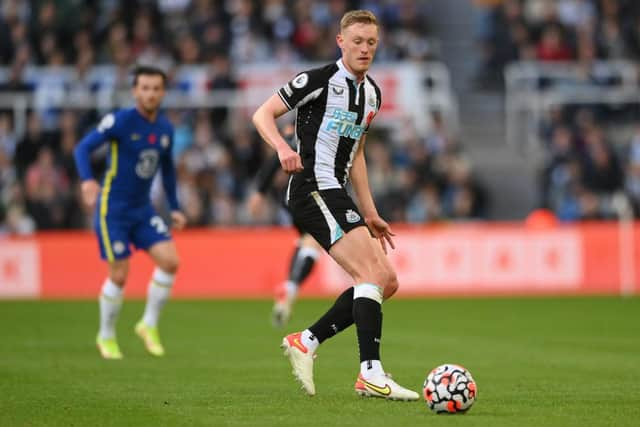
[337,23,379,77]
[133,74,165,114]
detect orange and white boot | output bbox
[280,332,316,396]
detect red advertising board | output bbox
[0,223,637,299]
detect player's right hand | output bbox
[80,179,100,209]
[170,210,187,230]
[277,146,303,174]
[365,216,396,255]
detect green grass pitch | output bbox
[1,297,638,426]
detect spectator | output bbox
[580,130,623,193]
[0,113,17,159]
[423,111,456,155]
[441,155,487,219]
[406,181,442,223]
[23,146,71,229]
[541,125,577,208]
[596,16,631,59]
[623,127,640,217]
[13,112,55,179]
[0,204,36,235]
[207,53,237,130]
[537,26,573,61]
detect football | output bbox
[423,364,477,414]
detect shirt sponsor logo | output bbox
[326,108,364,139]
[135,149,160,179]
[131,133,141,140]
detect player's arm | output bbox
[73,113,116,209]
[160,136,186,230]
[350,135,395,253]
[252,95,302,174]
[253,69,324,174]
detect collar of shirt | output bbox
[336,59,366,84]
[132,106,158,124]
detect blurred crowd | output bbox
[476,0,640,220]
[476,0,640,88]
[0,0,489,235]
[538,105,640,221]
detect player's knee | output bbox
[383,271,399,299]
[365,261,397,294]
[109,272,127,287]
[380,267,398,298]
[157,256,179,274]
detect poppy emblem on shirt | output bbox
[148,133,157,144]
[366,111,376,127]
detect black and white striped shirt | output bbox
[277,59,381,200]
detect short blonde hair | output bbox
[340,10,378,32]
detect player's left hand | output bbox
[365,216,396,254]
[170,211,187,230]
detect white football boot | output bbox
[281,332,316,396]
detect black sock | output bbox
[308,287,354,343]
[288,246,316,285]
[353,297,382,362]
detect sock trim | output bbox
[360,360,385,379]
[298,246,320,260]
[152,267,175,286]
[301,329,319,352]
[151,279,173,289]
[353,283,383,304]
[102,278,123,300]
[100,294,122,303]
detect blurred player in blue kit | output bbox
[74,65,186,359]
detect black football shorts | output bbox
[288,188,366,251]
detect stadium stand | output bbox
[480,0,640,220]
[0,0,489,234]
